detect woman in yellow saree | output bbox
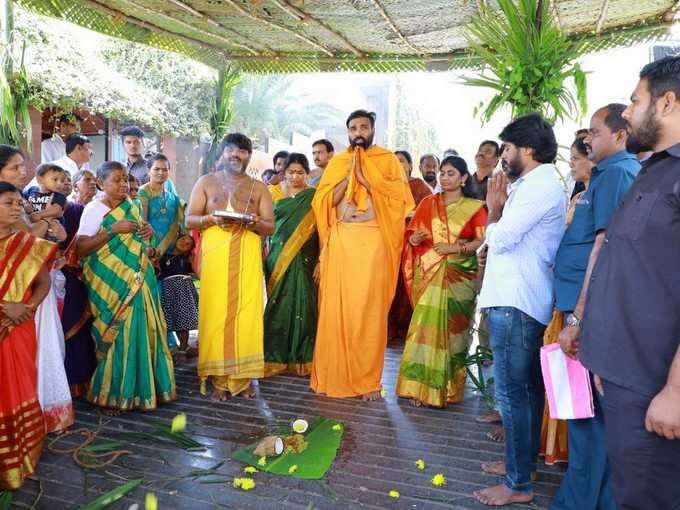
[263,154,319,377]
[397,156,487,407]
[76,162,175,413]
[0,182,55,489]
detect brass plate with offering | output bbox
[212,210,256,223]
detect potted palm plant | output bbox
[463,0,588,124]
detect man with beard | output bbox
[418,153,439,191]
[576,55,680,509]
[466,140,500,200]
[552,103,639,510]
[474,113,566,506]
[309,139,335,187]
[311,110,414,401]
[186,133,274,401]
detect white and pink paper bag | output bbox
[540,343,595,420]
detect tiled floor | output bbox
[11,342,564,509]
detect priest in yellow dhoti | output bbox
[186,133,275,400]
[311,110,415,400]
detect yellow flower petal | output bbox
[145,493,158,510]
[331,424,342,431]
[415,459,425,470]
[257,456,267,467]
[240,478,256,491]
[389,490,400,498]
[243,466,257,474]
[431,473,447,487]
[233,477,256,490]
[288,464,298,474]
[171,413,186,433]
[380,389,387,398]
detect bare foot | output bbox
[242,383,256,399]
[102,408,121,416]
[481,461,537,480]
[410,399,423,407]
[473,484,533,506]
[487,426,505,442]
[362,390,382,401]
[476,410,502,424]
[210,388,230,402]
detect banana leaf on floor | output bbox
[232,416,343,480]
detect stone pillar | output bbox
[25,107,42,180]
[161,135,178,183]
[175,137,202,201]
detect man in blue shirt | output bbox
[553,104,640,509]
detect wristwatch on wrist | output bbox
[566,313,581,328]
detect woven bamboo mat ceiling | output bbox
[15,0,680,72]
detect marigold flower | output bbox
[431,473,447,487]
[171,413,186,433]
[233,477,256,490]
[243,466,257,474]
[415,459,425,470]
[288,464,298,474]
[145,493,158,510]
[257,456,267,467]
[389,490,400,498]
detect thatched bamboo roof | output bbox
[15,0,680,72]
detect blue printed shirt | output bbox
[554,150,640,311]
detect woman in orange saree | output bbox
[0,183,56,490]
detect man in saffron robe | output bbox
[311,110,414,400]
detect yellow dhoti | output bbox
[198,225,264,396]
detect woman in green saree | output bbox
[397,156,487,408]
[263,153,319,377]
[76,161,176,413]
[138,154,185,258]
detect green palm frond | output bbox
[463,0,588,124]
[0,39,33,153]
[205,65,241,173]
[229,75,344,149]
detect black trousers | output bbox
[601,380,680,510]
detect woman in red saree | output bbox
[0,182,56,490]
[397,156,487,407]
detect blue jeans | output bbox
[551,379,618,510]
[487,306,545,493]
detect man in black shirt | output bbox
[577,55,680,509]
